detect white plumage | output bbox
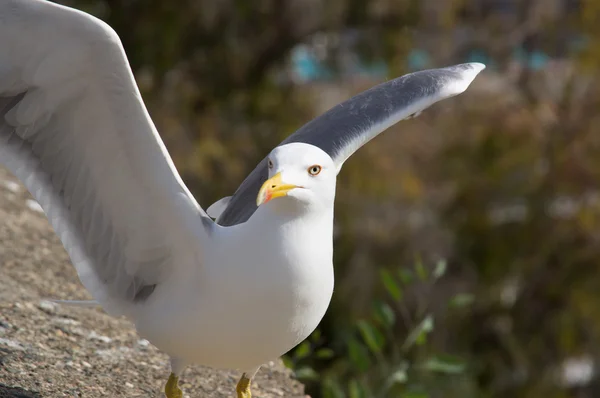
[0,0,209,318]
[0,0,484,396]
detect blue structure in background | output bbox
[291,46,333,82]
[291,37,586,83]
[512,48,551,70]
[291,45,388,82]
[407,49,431,70]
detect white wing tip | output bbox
[466,62,486,73]
[443,62,486,97]
[461,62,486,82]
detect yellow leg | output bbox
[236,373,252,398]
[165,372,183,398]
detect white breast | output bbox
[135,202,335,371]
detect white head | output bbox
[256,143,336,213]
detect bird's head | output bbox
[256,143,336,212]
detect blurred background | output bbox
[56,0,600,397]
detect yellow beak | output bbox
[256,172,298,206]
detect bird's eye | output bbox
[308,165,322,176]
[268,159,273,169]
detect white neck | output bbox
[250,198,334,237]
[211,197,335,279]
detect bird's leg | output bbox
[236,373,252,398]
[165,358,186,398]
[164,373,183,398]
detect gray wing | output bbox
[0,0,212,316]
[217,63,485,226]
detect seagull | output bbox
[0,1,484,397]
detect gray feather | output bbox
[217,63,485,226]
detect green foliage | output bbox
[287,258,473,398]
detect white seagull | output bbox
[0,1,485,397]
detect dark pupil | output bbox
[312,167,317,173]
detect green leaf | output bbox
[380,268,402,301]
[402,314,434,350]
[322,378,345,398]
[281,356,294,369]
[311,329,322,342]
[403,392,429,398]
[294,366,320,381]
[316,348,335,359]
[357,320,385,354]
[398,268,413,284]
[294,340,311,360]
[415,255,427,281]
[348,338,371,371]
[348,379,364,398]
[432,259,447,279]
[449,293,475,308]
[422,355,466,374]
[373,300,396,329]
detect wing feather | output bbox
[217,63,485,226]
[0,0,211,316]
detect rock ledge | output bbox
[0,167,305,397]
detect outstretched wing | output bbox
[0,0,212,316]
[217,63,485,226]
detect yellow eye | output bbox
[308,165,322,176]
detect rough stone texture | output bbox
[0,167,305,397]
